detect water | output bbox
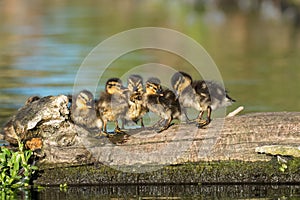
[6,184,300,199]
[0,0,299,198]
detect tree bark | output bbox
[1,95,299,184]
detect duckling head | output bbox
[25,96,40,105]
[127,74,143,93]
[105,78,127,95]
[75,90,94,109]
[146,77,163,95]
[171,71,193,95]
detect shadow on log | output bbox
[1,95,299,185]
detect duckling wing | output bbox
[205,81,226,98]
[193,80,210,96]
[201,81,235,109]
[192,80,211,107]
[161,89,179,108]
[145,95,167,116]
[97,92,110,110]
[179,86,201,110]
[97,92,129,121]
[112,94,130,118]
[97,92,113,118]
[160,90,181,118]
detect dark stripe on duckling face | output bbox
[128,79,143,92]
[106,78,125,94]
[171,72,193,95]
[146,77,163,95]
[146,82,159,95]
[128,74,143,93]
[172,76,183,92]
[76,90,94,109]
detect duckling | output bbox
[70,90,102,133]
[25,96,40,105]
[126,74,148,128]
[97,78,128,133]
[171,71,235,128]
[143,77,181,133]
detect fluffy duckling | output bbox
[97,78,128,133]
[126,74,148,128]
[143,77,181,133]
[70,90,102,133]
[25,96,40,105]
[171,71,235,128]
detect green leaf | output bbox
[13,159,20,172]
[0,144,39,190]
[0,152,6,163]
[1,148,11,157]
[282,163,288,169]
[24,151,33,161]
[279,167,285,172]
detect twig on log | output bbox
[226,106,244,117]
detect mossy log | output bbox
[1,95,299,185]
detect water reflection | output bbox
[1,184,300,199]
[0,0,300,127]
[30,184,300,199]
[1,0,300,198]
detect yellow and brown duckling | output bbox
[126,74,148,128]
[97,78,129,133]
[171,71,235,128]
[143,77,181,133]
[70,90,102,133]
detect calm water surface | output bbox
[34,184,300,199]
[0,0,299,199]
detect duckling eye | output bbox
[146,84,152,89]
[108,83,120,88]
[79,94,89,101]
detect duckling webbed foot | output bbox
[156,126,168,133]
[114,127,127,134]
[197,118,211,128]
[155,122,174,133]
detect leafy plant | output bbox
[59,183,68,192]
[277,156,288,172]
[0,139,38,192]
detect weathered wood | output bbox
[255,145,300,157]
[1,95,300,166]
[65,112,298,171]
[1,95,299,184]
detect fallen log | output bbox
[0,95,299,185]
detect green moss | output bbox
[34,158,300,185]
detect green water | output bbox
[0,0,299,198]
[2,184,299,199]
[0,1,299,125]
